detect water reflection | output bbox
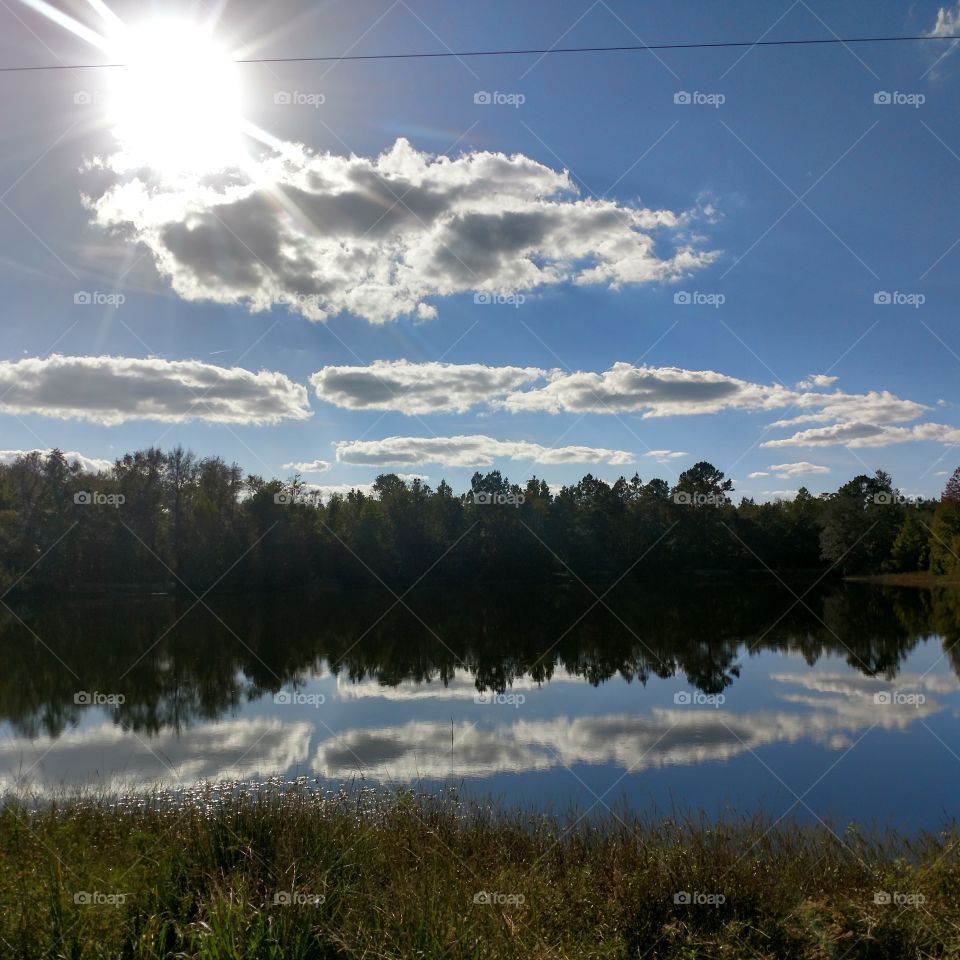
[1,581,959,821]
[1,718,312,794]
[312,672,951,781]
[3,581,959,739]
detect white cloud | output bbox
[307,354,960,452]
[930,3,960,37]
[644,449,689,460]
[307,360,934,441]
[283,459,330,474]
[335,435,634,467]
[304,474,429,501]
[768,390,926,429]
[511,370,922,423]
[926,4,960,73]
[310,360,544,414]
[0,355,311,425]
[748,461,830,480]
[762,422,960,449]
[87,138,718,324]
[0,449,113,473]
[796,374,838,389]
[501,362,796,416]
[303,358,959,451]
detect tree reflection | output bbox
[0,582,958,738]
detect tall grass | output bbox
[1,782,958,959]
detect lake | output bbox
[2,581,959,830]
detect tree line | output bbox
[0,447,959,593]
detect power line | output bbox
[0,33,957,73]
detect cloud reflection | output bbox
[1,717,312,794]
[313,671,947,781]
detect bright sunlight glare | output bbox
[106,20,246,173]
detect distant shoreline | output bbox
[846,572,960,588]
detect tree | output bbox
[673,461,733,504]
[165,446,196,577]
[890,508,932,572]
[931,467,960,575]
[819,472,901,574]
[945,467,960,504]
[669,462,736,569]
[783,487,826,569]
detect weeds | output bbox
[1,782,957,959]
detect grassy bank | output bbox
[1,785,959,959]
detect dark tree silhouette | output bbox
[0,448,954,594]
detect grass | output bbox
[1,782,959,959]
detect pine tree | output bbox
[930,467,960,574]
[944,466,960,503]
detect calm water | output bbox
[3,581,960,829]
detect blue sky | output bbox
[1,0,959,500]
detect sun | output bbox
[106,20,246,174]
[16,1,263,174]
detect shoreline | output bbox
[846,571,960,588]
